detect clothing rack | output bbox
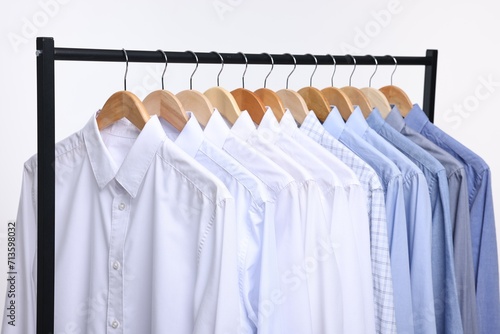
[35,36,438,334]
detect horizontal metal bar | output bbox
[52,47,432,66]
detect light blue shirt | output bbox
[377,107,463,334]
[346,107,433,334]
[388,106,477,334]
[404,105,500,334]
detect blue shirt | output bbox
[405,105,500,334]
[388,107,478,334]
[347,107,434,334]
[379,107,463,334]
[367,108,443,334]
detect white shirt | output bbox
[205,110,317,334]
[160,112,278,334]
[232,110,341,334]
[256,109,348,334]
[279,110,376,334]
[4,115,241,334]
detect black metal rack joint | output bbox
[35,36,438,334]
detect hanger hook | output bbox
[263,53,274,89]
[347,54,357,86]
[186,50,198,90]
[211,51,224,87]
[368,55,378,87]
[122,48,129,91]
[386,55,398,85]
[327,54,337,87]
[238,52,248,89]
[158,49,168,90]
[306,53,318,87]
[284,53,297,89]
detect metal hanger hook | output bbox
[327,54,337,87]
[386,55,398,85]
[211,51,224,87]
[122,48,129,91]
[284,53,297,89]
[306,53,318,87]
[368,55,378,87]
[347,54,357,86]
[158,50,168,90]
[186,50,198,90]
[238,52,248,88]
[263,53,274,89]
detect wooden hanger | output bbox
[143,90,187,131]
[253,53,286,121]
[230,52,267,124]
[379,85,413,116]
[341,87,373,118]
[379,55,413,117]
[175,51,214,127]
[205,87,241,125]
[142,50,187,131]
[176,91,213,127]
[361,87,392,117]
[340,54,374,118]
[321,54,354,121]
[358,55,391,117]
[322,87,354,121]
[254,88,285,121]
[96,49,150,130]
[276,89,309,124]
[275,53,309,124]
[203,51,241,125]
[297,54,330,122]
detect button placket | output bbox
[107,194,130,334]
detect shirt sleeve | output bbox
[384,177,414,334]
[447,169,479,334]
[333,184,373,334]
[431,172,463,334]
[194,196,241,334]
[272,183,314,334]
[2,164,37,334]
[473,169,500,334]
[307,184,344,334]
[405,173,436,334]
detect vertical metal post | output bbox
[423,49,438,123]
[36,36,55,334]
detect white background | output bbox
[1,0,499,324]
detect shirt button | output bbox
[112,261,120,270]
[118,203,126,211]
[111,320,120,329]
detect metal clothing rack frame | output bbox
[35,36,438,334]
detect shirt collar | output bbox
[84,114,166,198]
[385,105,406,132]
[366,107,385,132]
[204,108,231,148]
[345,106,370,136]
[231,110,257,141]
[301,110,322,130]
[404,103,429,133]
[323,105,346,139]
[256,108,282,143]
[279,109,300,136]
[175,112,204,158]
